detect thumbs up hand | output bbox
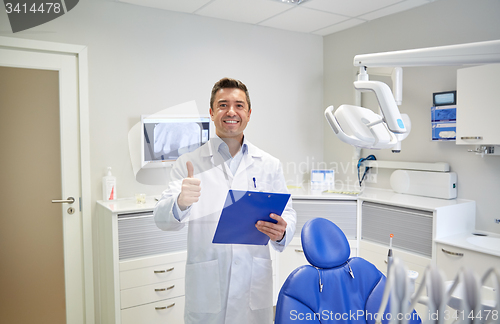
[177,161,201,211]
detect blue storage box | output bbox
[432,122,456,141]
[431,105,456,122]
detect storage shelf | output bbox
[363,160,450,172]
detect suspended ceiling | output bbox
[117,0,438,36]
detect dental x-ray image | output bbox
[142,117,210,166]
[154,122,202,159]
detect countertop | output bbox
[97,187,475,214]
[435,231,500,258]
[97,197,158,213]
[290,186,474,212]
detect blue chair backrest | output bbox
[275,218,421,324]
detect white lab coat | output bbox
[154,138,296,324]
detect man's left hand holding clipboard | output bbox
[255,211,287,242]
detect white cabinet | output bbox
[436,242,500,286]
[359,238,432,319]
[360,202,433,258]
[121,296,185,324]
[278,237,308,290]
[358,198,476,267]
[96,199,188,324]
[436,242,500,324]
[358,202,433,316]
[358,198,475,319]
[359,240,431,283]
[456,63,500,145]
[357,194,475,266]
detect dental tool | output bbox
[387,233,394,272]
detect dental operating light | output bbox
[325,39,500,151]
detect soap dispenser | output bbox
[102,167,117,201]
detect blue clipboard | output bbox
[212,190,291,245]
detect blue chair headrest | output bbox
[301,218,351,269]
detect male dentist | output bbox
[154,77,296,324]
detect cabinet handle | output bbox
[155,285,175,292]
[295,249,304,253]
[155,303,175,310]
[441,248,464,257]
[154,267,174,273]
[461,136,483,140]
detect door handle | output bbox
[52,197,75,204]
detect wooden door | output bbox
[0,66,67,323]
[0,41,88,323]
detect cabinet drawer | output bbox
[359,240,431,285]
[436,243,500,286]
[121,278,185,309]
[120,260,186,290]
[121,296,184,324]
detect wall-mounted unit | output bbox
[456,63,500,147]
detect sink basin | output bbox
[466,236,500,252]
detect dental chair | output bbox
[275,218,421,324]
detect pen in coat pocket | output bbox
[253,177,256,189]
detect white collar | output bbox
[201,136,262,158]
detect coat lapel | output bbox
[234,141,262,179]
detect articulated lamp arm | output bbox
[326,39,500,151]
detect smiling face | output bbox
[210,87,252,142]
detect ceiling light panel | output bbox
[271,0,309,4]
[259,7,348,33]
[195,0,293,25]
[313,18,366,36]
[358,0,429,20]
[117,0,212,13]
[301,0,402,17]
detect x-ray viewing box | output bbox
[141,115,210,168]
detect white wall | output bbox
[0,0,323,200]
[323,0,500,234]
[0,2,323,320]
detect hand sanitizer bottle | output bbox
[102,167,117,201]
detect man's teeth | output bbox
[225,120,238,124]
